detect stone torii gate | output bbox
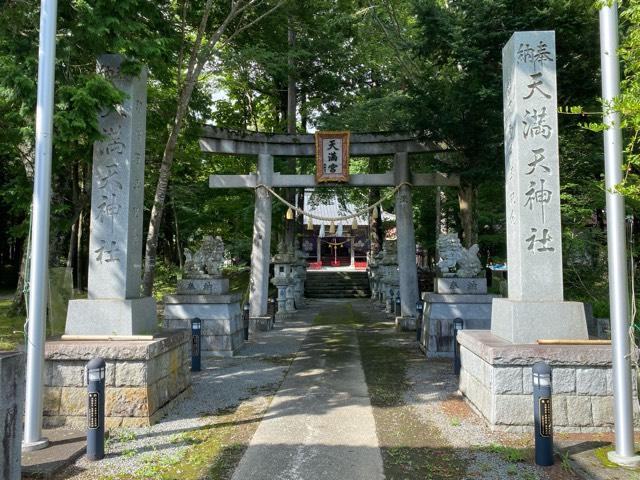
[200,127,459,327]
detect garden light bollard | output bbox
[533,361,554,466]
[453,318,464,375]
[86,357,106,461]
[395,294,401,317]
[243,303,250,341]
[416,300,424,343]
[191,317,201,372]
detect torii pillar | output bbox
[394,152,420,330]
[249,153,274,331]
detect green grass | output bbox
[594,445,620,468]
[483,444,527,463]
[0,296,25,351]
[313,302,466,479]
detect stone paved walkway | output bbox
[231,301,384,480]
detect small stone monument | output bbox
[421,233,496,357]
[164,236,244,356]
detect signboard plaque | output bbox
[539,397,552,437]
[315,131,350,183]
[88,392,100,429]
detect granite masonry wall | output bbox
[0,352,25,480]
[164,294,244,356]
[43,330,191,429]
[458,330,640,433]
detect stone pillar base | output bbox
[457,330,640,433]
[250,316,273,333]
[491,298,588,343]
[163,293,244,357]
[395,316,416,332]
[421,292,495,359]
[43,331,191,429]
[65,297,157,336]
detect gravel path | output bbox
[405,356,580,479]
[55,302,317,480]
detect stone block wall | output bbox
[0,352,25,480]
[458,330,640,433]
[44,331,191,429]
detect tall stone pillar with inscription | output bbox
[46,55,190,429]
[65,55,157,336]
[491,31,588,343]
[454,34,625,434]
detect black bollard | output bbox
[243,303,250,341]
[191,317,201,372]
[416,300,424,343]
[533,361,554,466]
[395,294,401,317]
[86,357,106,461]
[453,318,464,375]
[270,298,277,325]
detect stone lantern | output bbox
[271,240,296,320]
[380,239,399,313]
[293,249,307,308]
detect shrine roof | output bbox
[303,191,369,226]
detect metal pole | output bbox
[599,2,640,467]
[23,0,58,452]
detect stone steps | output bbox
[306,292,371,298]
[305,271,371,299]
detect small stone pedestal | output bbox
[44,331,190,429]
[249,316,272,333]
[395,315,416,331]
[1,352,24,480]
[458,330,640,432]
[420,277,496,358]
[164,236,245,355]
[164,277,244,357]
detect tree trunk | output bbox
[142,0,231,296]
[457,181,478,248]
[368,159,383,255]
[171,196,183,270]
[67,161,80,288]
[141,0,283,295]
[10,244,26,315]
[284,20,297,250]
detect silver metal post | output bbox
[23,0,58,452]
[599,2,640,467]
